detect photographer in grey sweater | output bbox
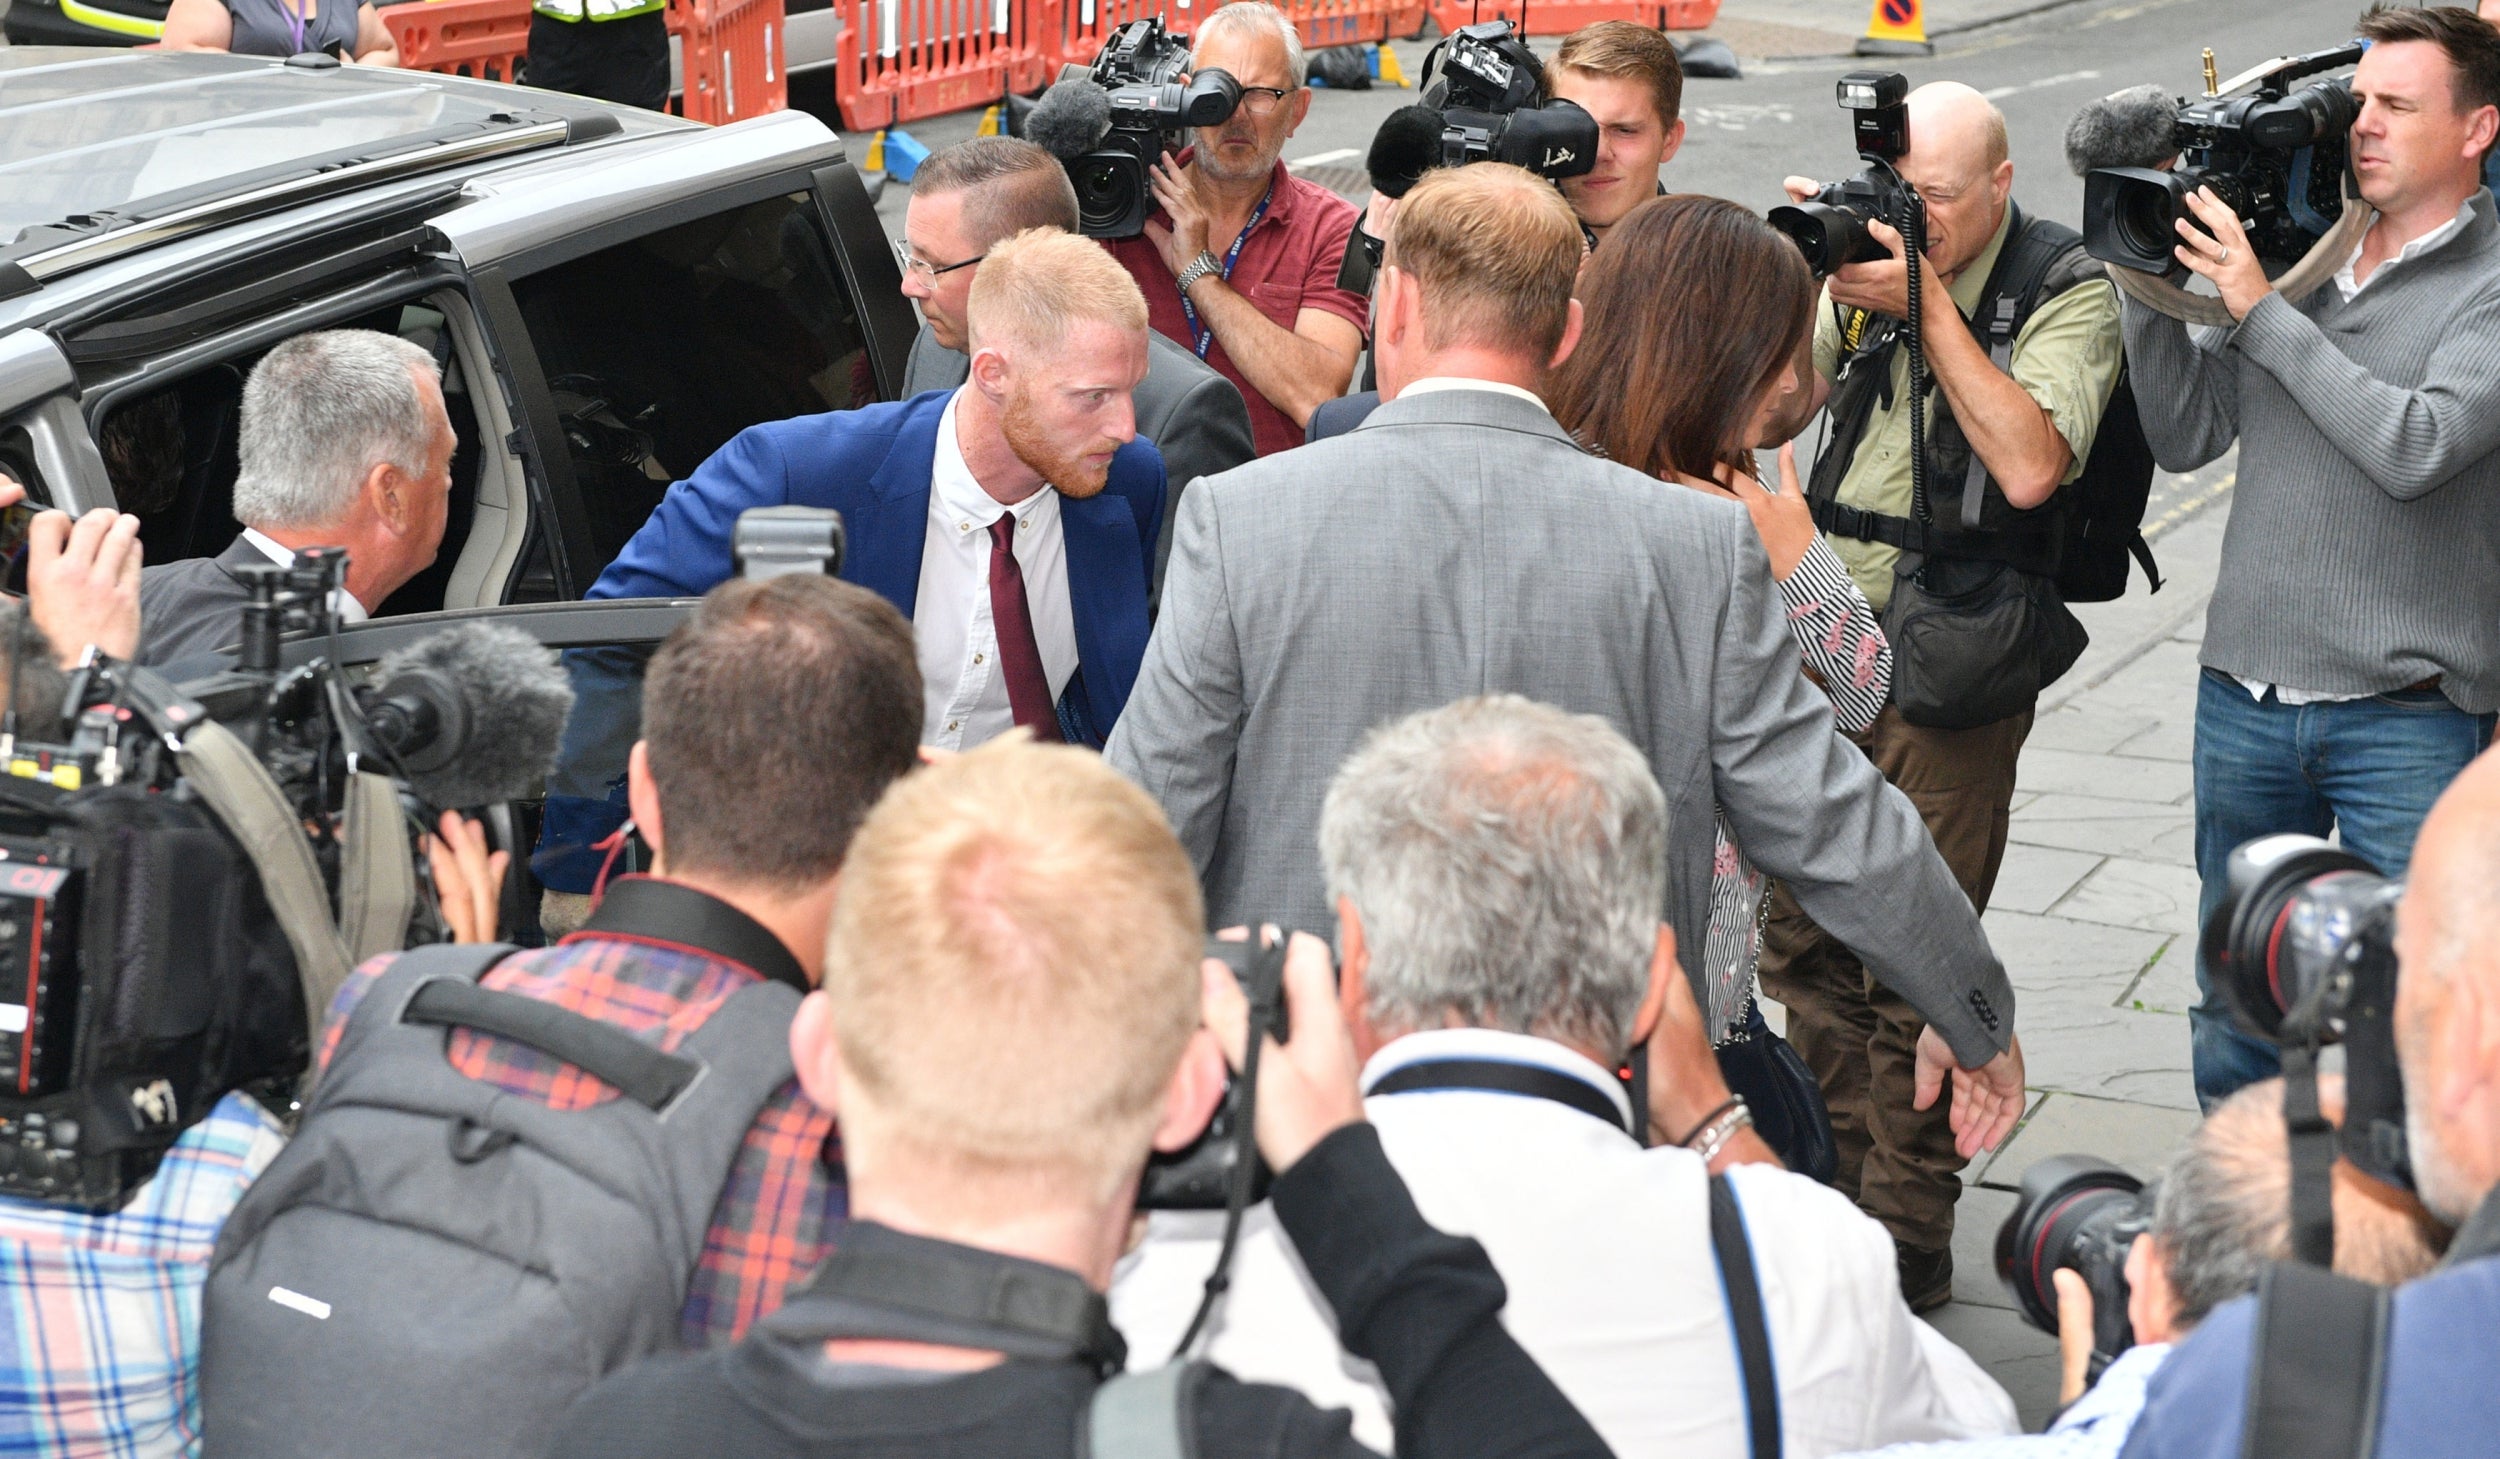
[2121,5,2500,1110]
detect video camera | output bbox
[0,549,569,1210]
[2084,43,2361,274]
[1414,21,1596,181]
[1034,18,1243,239]
[1769,71,1921,276]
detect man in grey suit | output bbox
[1106,163,2029,1160]
[898,139,1255,597]
[136,330,457,667]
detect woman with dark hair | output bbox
[1549,193,1892,1064]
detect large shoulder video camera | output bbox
[1770,71,1921,276]
[1066,18,1243,239]
[0,550,568,1210]
[1417,21,1596,181]
[2085,43,2361,274]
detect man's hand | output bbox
[1143,152,1215,283]
[1201,929,1364,1175]
[2173,188,2273,321]
[425,810,508,945]
[26,507,143,668]
[1643,948,1736,1146]
[1826,218,1930,323]
[2052,1268,2095,1406]
[1914,1027,2027,1158]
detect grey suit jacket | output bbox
[136,534,264,668]
[903,324,1256,598]
[1105,388,2015,1065]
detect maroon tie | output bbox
[986,515,1062,742]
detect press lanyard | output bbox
[1178,181,1274,361]
[283,0,310,53]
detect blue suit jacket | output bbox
[591,390,1168,745]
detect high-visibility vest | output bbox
[532,0,664,24]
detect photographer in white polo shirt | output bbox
[1113,695,2016,1459]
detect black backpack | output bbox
[201,941,800,1459]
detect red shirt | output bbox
[1106,157,1367,457]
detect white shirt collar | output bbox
[1395,377,1550,412]
[2336,199,2475,300]
[1360,1027,1633,1133]
[240,527,369,623]
[931,389,1054,532]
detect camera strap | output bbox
[2240,1260,2389,1459]
[1177,179,1273,360]
[2282,1044,2338,1268]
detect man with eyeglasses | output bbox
[899,138,1254,597]
[1103,1,1368,456]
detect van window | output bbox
[506,191,869,586]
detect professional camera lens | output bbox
[2200,834,2399,1045]
[1767,201,1871,277]
[1995,1155,2149,1368]
[1072,154,1146,239]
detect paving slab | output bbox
[2123,935,2202,1018]
[2016,747,2194,807]
[1921,1303,2064,1431]
[2025,703,2160,757]
[2012,988,2197,1111]
[1973,1091,2205,1191]
[1949,1185,2022,1310]
[2048,856,2204,937]
[2009,793,2196,867]
[1983,908,2171,999]
[1987,846,2105,916]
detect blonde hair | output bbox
[823,738,1206,1211]
[1385,164,1583,358]
[966,227,1149,357]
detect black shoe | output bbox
[1898,1243,1953,1313]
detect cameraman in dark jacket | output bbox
[552,740,1614,1459]
[1769,81,2124,1311]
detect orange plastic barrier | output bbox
[381,0,533,85]
[1424,0,1717,36]
[1275,0,1383,50]
[671,0,788,123]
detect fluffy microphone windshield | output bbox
[371,621,574,810]
[1025,80,1114,161]
[1367,104,1443,198]
[2066,85,2181,176]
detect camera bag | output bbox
[199,942,799,1459]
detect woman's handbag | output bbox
[1882,555,2087,730]
[1713,998,1839,1186]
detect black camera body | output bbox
[1068,18,1243,239]
[2203,833,2410,1188]
[1137,933,1291,1211]
[1417,22,1597,181]
[1770,71,1922,276]
[1996,1155,2152,1379]
[2085,43,2361,274]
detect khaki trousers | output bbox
[1755,704,2031,1255]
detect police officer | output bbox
[526,0,669,112]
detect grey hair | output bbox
[233,330,439,531]
[1318,695,1667,1059]
[1192,1,1307,87]
[2152,1078,2296,1327]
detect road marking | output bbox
[2142,471,2233,542]
[1289,148,1362,170]
[1687,102,1799,132]
[1980,68,2102,100]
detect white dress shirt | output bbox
[1396,377,1550,412]
[240,527,368,623]
[914,391,1079,750]
[1111,1028,2018,1459]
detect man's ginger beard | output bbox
[1002,379,1114,499]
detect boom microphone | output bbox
[1025,79,1114,162]
[2066,85,2180,176]
[366,622,575,810]
[1366,104,1444,198]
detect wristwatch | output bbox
[1175,250,1222,299]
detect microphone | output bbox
[1025,79,1113,162]
[1366,104,1444,199]
[365,622,575,810]
[2066,85,2180,175]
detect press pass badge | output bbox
[733,506,847,582]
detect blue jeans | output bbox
[2191,670,2495,1108]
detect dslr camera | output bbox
[1416,21,1597,181]
[2085,43,2360,274]
[1996,1156,2154,1381]
[1067,18,1243,239]
[1770,71,1922,276]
